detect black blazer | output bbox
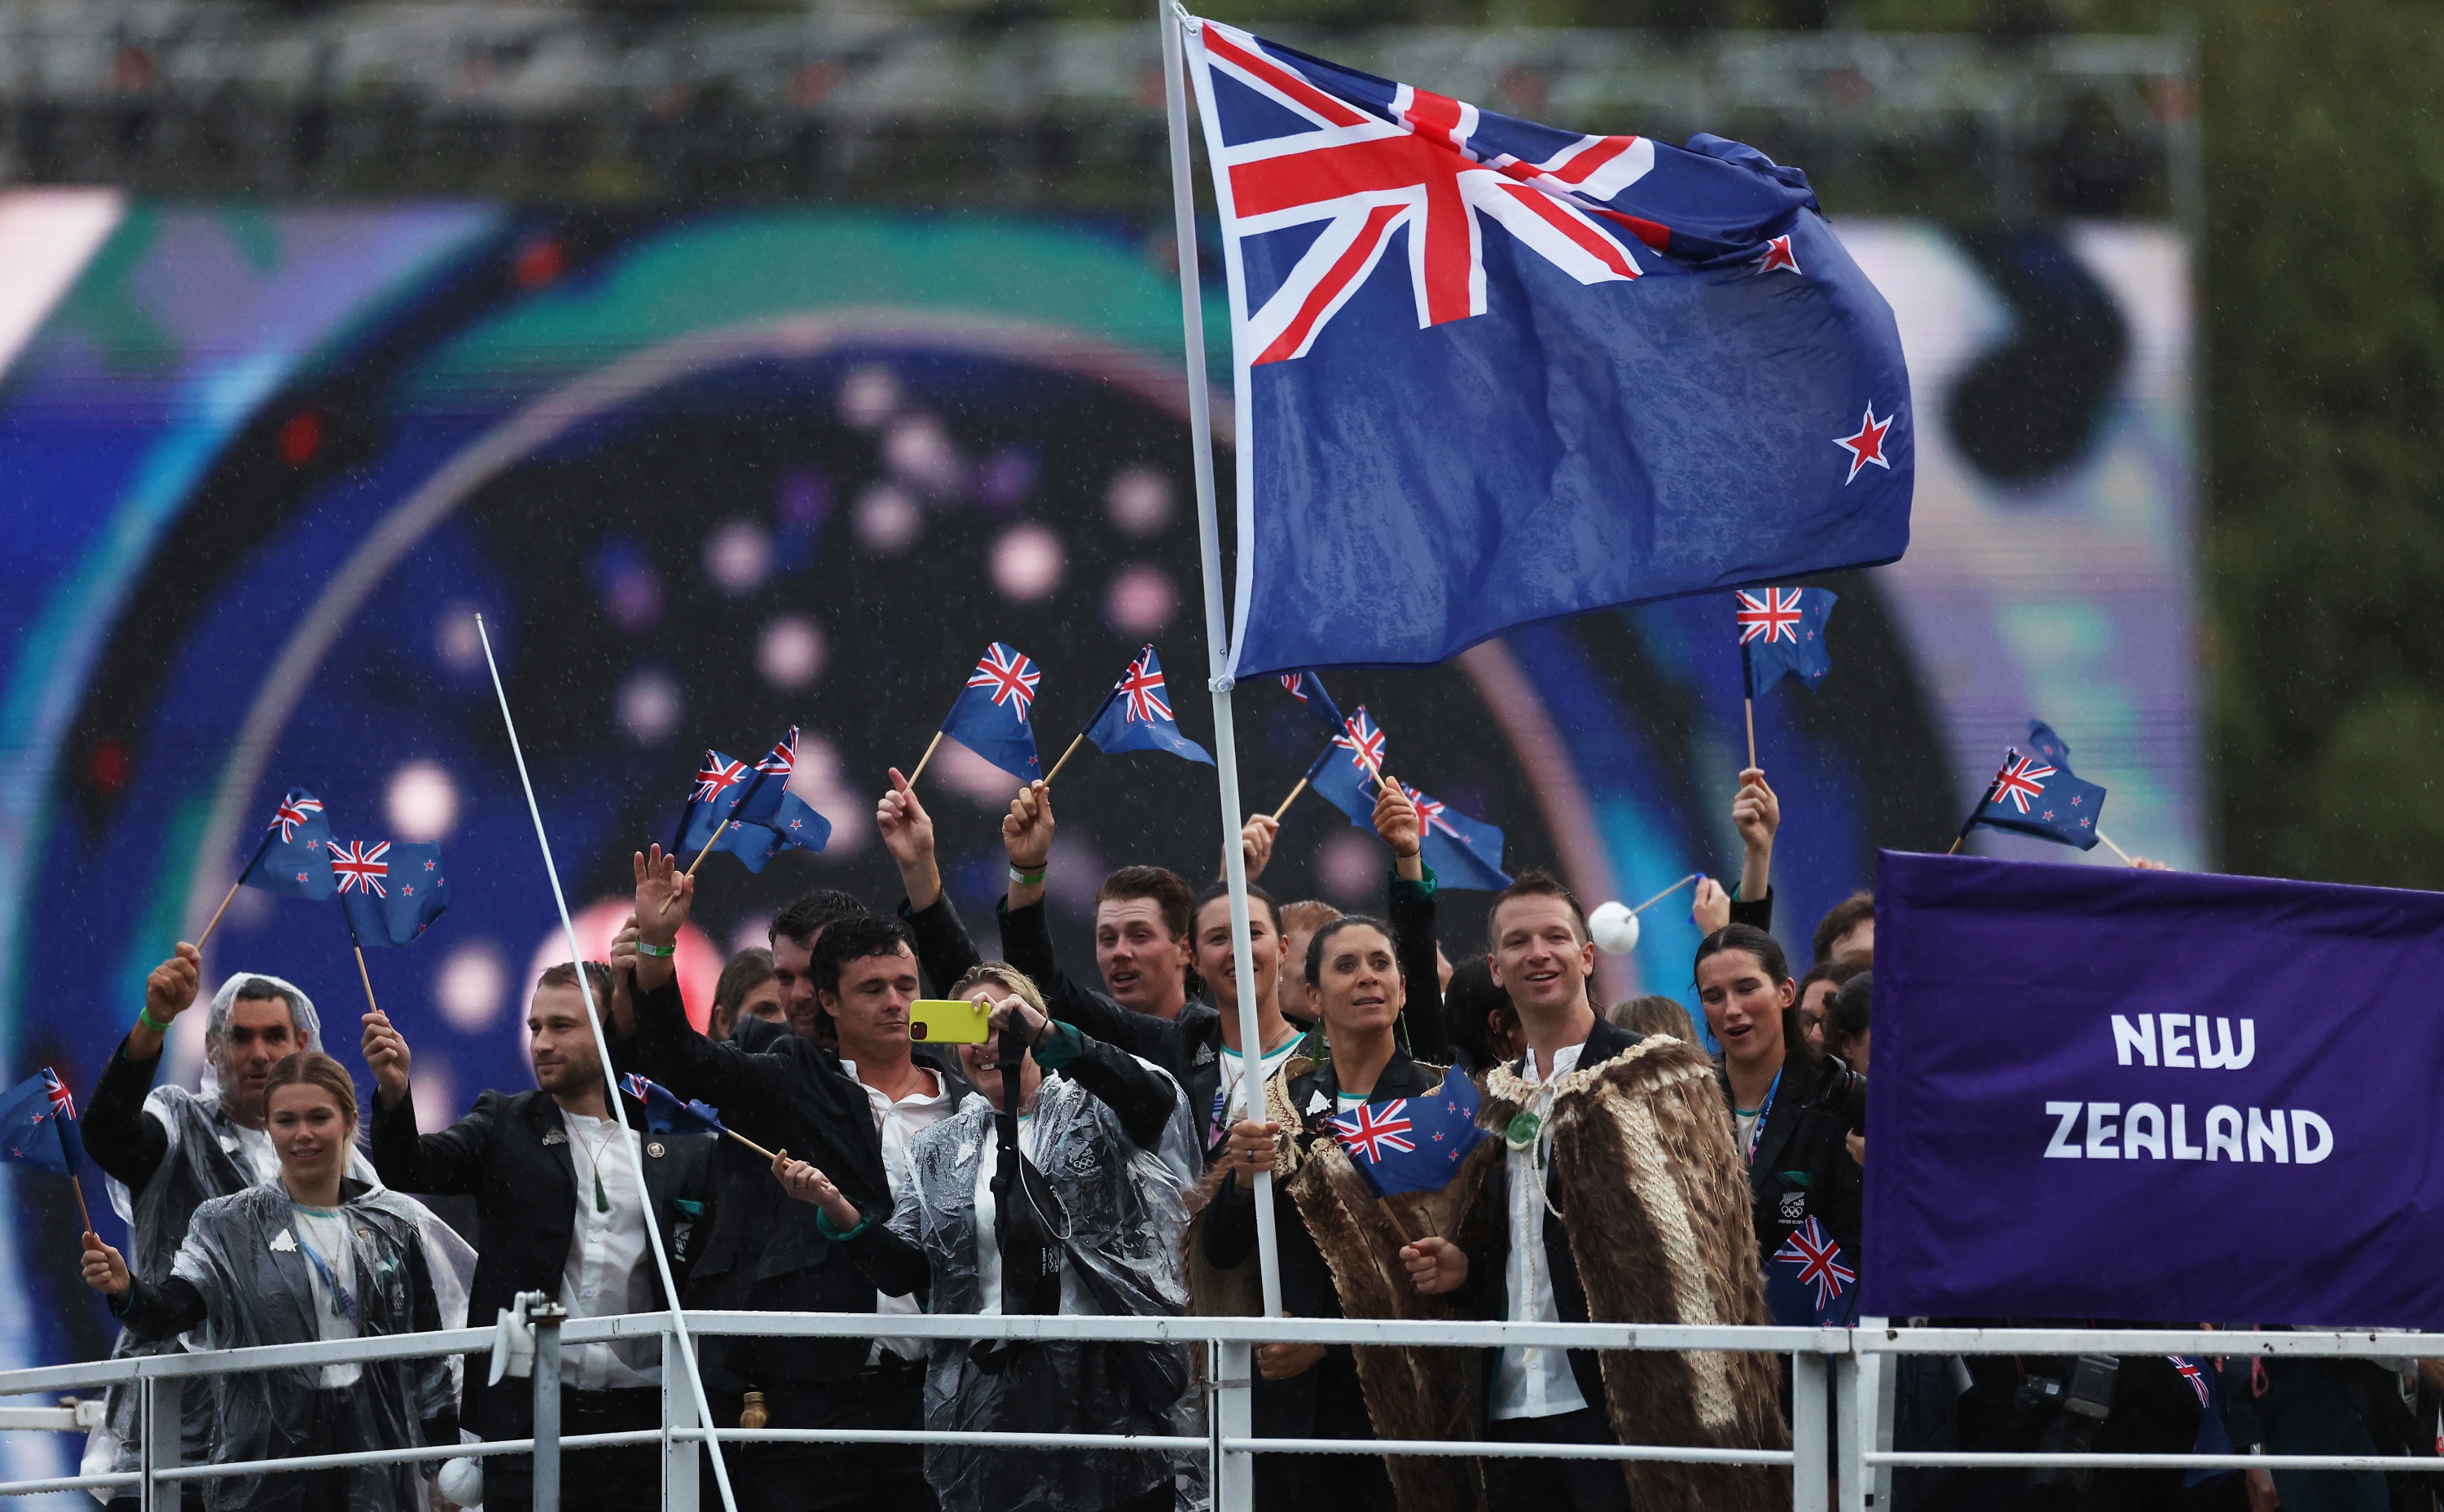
[1470,1014,1645,1414]
[608,974,972,1390]
[368,1087,714,1438]
[1723,1053,1862,1268]
[1204,1048,1444,1441]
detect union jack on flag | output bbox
[966,644,1041,719]
[327,840,391,898]
[1335,708,1386,776]
[42,1069,73,1123]
[1989,753,2054,815]
[1329,1099,1416,1163]
[693,755,749,803]
[1735,587,1806,644]
[269,793,323,843]
[2167,1356,2210,1408]
[756,726,799,780]
[1772,1215,1857,1311]
[1115,649,1171,723]
[1400,782,1461,840]
[1079,645,1213,767]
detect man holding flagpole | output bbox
[364,957,716,1512]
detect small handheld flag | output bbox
[331,840,451,947]
[730,727,801,829]
[2167,1356,2236,1487]
[1735,587,1835,770]
[1306,705,1386,824]
[1960,744,2107,853]
[0,1067,93,1233]
[1395,782,1511,892]
[928,644,1045,785]
[199,787,336,951]
[619,1073,776,1161]
[677,748,832,875]
[1766,1215,1858,1326]
[1325,1071,1490,1202]
[1277,671,1347,735]
[1048,645,1213,783]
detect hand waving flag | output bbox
[1395,781,1511,891]
[938,643,1044,783]
[1737,586,1836,698]
[1963,742,2108,852]
[1306,705,1387,820]
[1182,16,1911,678]
[330,839,451,947]
[1081,646,1213,766]
[238,788,336,901]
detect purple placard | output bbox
[1864,849,2444,1327]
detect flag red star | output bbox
[1754,233,1800,275]
[1833,405,1894,485]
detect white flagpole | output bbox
[1162,0,1283,1321]
[474,616,742,1512]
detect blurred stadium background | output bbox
[0,0,2424,1457]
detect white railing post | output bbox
[1214,1340,1254,1512]
[1791,1347,1829,1512]
[662,1325,700,1512]
[532,1302,566,1512]
[1868,1323,1898,1510]
[1835,1347,1866,1512]
[141,1374,178,1512]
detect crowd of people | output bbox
[64,763,2439,1512]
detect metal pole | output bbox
[1791,1349,1828,1512]
[141,1376,178,1512]
[532,1301,566,1512]
[474,614,742,1512]
[1835,1350,1866,1512]
[663,1325,701,1512]
[1159,0,1283,1320]
[1214,1340,1255,1512]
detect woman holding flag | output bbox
[1201,800,1489,1512]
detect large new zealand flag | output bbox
[1185,17,1912,676]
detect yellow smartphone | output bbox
[908,998,992,1044]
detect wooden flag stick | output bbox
[1268,776,1309,824]
[1629,872,1703,915]
[727,1128,780,1163]
[1946,835,1966,855]
[1744,697,1757,772]
[68,1171,94,1236]
[684,818,732,879]
[2095,829,2138,867]
[1375,1194,1418,1247]
[905,730,947,789]
[1042,732,1090,786]
[352,943,381,1018]
[195,879,243,952]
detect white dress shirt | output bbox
[842,1061,957,1360]
[559,1108,657,1391]
[1490,1041,1591,1422]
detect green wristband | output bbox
[137,1008,172,1036]
[635,941,675,959]
[1009,866,1047,886]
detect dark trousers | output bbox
[485,1385,664,1512]
[1487,1406,1633,1512]
[708,1354,937,1512]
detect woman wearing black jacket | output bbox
[1694,923,1863,1324]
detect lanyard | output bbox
[1743,1066,1784,1164]
[292,1210,358,1325]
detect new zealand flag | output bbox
[330,839,451,947]
[1185,16,1912,678]
[1737,586,1836,699]
[939,643,1044,783]
[0,1069,83,1176]
[1966,740,2108,852]
[620,1073,726,1138]
[239,788,336,901]
[1081,646,1214,766]
[1325,1070,1489,1199]
[1277,670,1347,735]
[679,749,831,873]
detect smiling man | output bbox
[606,846,967,1512]
[1466,870,1787,1512]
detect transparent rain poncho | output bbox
[119,1178,463,1512]
[86,973,481,1493]
[882,1063,1202,1512]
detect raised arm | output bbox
[86,947,204,1192]
[1730,767,1778,931]
[880,767,982,993]
[365,1059,502,1200]
[994,999,1179,1152]
[1374,777,1448,1060]
[618,846,795,1145]
[995,783,1172,1065]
